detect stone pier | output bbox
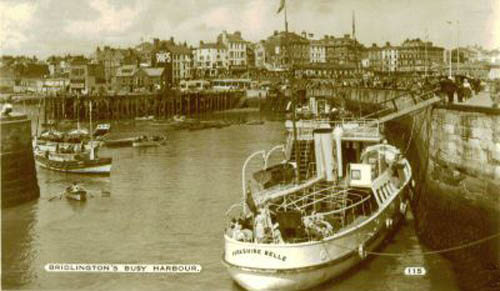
[338,87,500,290]
[1,114,40,208]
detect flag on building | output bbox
[277,0,285,14]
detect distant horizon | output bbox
[1,0,499,58]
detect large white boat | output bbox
[223,102,412,290]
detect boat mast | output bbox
[283,1,301,182]
[89,100,95,160]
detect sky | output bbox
[0,0,499,58]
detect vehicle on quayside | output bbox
[222,98,413,290]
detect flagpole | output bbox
[282,0,300,182]
[284,1,289,33]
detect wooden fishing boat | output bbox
[35,102,112,175]
[35,148,112,174]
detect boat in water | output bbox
[135,115,155,121]
[34,102,112,175]
[104,137,137,148]
[222,100,412,290]
[64,184,87,201]
[33,122,109,152]
[34,145,112,174]
[132,135,166,147]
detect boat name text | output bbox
[232,248,287,262]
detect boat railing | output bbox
[277,184,365,212]
[331,118,381,138]
[287,118,380,140]
[315,194,372,217]
[225,203,243,216]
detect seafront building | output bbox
[1,27,499,95]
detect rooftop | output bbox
[116,65,137,77]
[198,42,227,50]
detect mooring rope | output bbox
[329,232,500,257]
[403,116,416,155]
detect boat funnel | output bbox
[314,130,324,179]
[333,125,344,178]
[313,128,335,182]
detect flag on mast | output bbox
[352,11,356,39]
[277,0,285,14]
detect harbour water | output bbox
[2,112,459,290]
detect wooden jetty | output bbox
[42,90,245,121]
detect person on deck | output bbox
[272,223,284,244]
[254,209,267,243]
[227,218,237,238]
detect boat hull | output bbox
[35,156,112,175]
[223,188,407,291]
[65,192,87,201]
[132,141,161,147]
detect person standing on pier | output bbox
[440,76,456,104]
[456,77,465,103]
[463,79,472,101]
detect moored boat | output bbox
[103,137,137,148]
[35,102,112,175]
[135,115,155,121]
[222,113,412,290]
[35,148,112,174]
[132,135,166,147]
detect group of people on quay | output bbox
[244,68,484,100]
[438,75,483,104]
[226,207,335,244]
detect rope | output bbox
[328,232,500,257]
[403,116,416,155]
[367,232,500,257]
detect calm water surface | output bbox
[2,112,458,290]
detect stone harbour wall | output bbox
[413,106,500,291]
[1,115,40,208]
[335,87,499,290]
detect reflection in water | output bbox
[2,202,39,289]
[2,112,458,290]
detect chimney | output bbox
[170,36,174,44]
[153,38,160,48]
